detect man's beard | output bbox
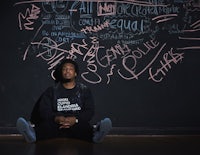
[61,78,72,83]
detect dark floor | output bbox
[0,135,200,155]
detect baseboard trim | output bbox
[1,126,200,135]
[110,127,200,135]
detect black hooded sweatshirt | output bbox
[30,82,95,125]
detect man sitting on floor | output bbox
[16,59,112,143]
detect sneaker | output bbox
[93,118,112,143]
[16,117,36,143]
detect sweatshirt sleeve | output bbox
[76,86,95,122]
[38,87,57,122]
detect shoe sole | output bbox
[100,118,112,134]
[16,117,36,143]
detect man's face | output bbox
[61,63,77,82]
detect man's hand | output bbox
[54,116,76,129]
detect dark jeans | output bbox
[34,120,94,142]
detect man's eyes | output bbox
[62,68,74,70]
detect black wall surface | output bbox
[0,0,200,133]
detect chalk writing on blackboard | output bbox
[18,4,40,30]
[14,0,199,84]
[149,48,184,82]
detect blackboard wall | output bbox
[0,0,200,134]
